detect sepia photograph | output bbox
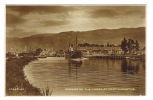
[6,5,145,96]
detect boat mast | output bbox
[76,36,77,51]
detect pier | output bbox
[84,54,142,60]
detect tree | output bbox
[34,48,43,56]
[135,40,140,51]
[127,39,134,53]
[121,37,128,53]
[107,43,110,47]
[127,39,132,52]
[121,37,140,54]
[6,52,16,58]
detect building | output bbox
[39,49,56,57]
[77,43,123,55]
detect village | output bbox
[6,42,145,60]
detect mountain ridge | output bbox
[6,27,145,52]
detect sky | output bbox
[6,5,145,37]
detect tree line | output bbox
[121,37,140,54]
[78,43,120,47]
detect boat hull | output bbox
[71,58,88,62]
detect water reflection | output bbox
[121,59,140,74]
[68,60,82,85]
[68,60,82,68]
[24,57,145,95]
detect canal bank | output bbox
[6,57,41,96]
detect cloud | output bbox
[123,10,145,18]
[6,28,39,37]
[6,6,76,16]
[42,20,69,26]
[91,9,118,18]
[6,13,25,27]
[6,6,74,27]
[90,6,145,18]
[6,5,146,38]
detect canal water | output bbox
[23,57,145,96]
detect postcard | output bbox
[6,5,145,96]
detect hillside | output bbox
[6,27,145,52]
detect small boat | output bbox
[67,50,83,61]
[35,56,47,58]
[129,56,141,60]
[66,36,88,61]
[71,57,88,62]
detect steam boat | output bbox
[67,36,87,62]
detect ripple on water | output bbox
[24,58,145,96]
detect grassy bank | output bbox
[6,57,41,96]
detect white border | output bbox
[3,0,147,5]
[1,0,153,100]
